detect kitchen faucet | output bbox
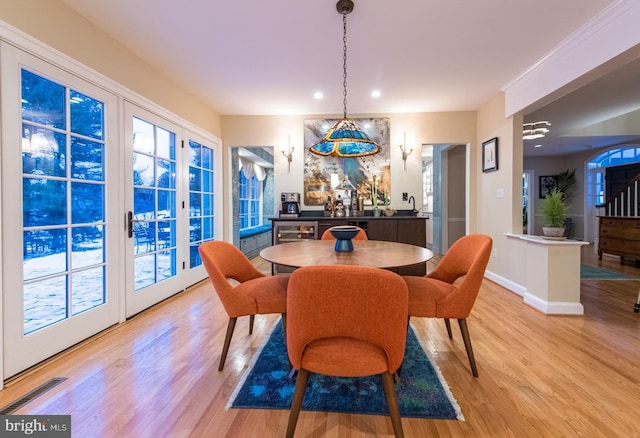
[408,195,417,215]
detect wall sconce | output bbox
[399,132,413,171]
[281,134,294,173]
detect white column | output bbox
[505,234,588,315]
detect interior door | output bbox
[1,44,120,377]
[124,103,184,317]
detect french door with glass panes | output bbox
[124,103,186,317]
[184,132,218,286]
[1,44,120,378]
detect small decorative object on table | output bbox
[329,225,359,252]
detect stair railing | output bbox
[599,173,640,217]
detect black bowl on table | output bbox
[329,225,359,252]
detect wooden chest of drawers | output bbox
[598,216,640,261]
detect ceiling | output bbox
[60,0,639,157]
[522,55,640,158]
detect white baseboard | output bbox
[484,269,526,297]
[485,270,584,315]
[524,293,585,315]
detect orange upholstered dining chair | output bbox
[198,241,288,371]
[403,234,492,377]
[285,265,408,438]
[320,226,368,240]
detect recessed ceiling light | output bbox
[371,90,381,98]
[313,91,323,100]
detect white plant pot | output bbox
[542,226,565,238]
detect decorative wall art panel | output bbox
[303,118,390,206]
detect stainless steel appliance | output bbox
[271,220,317,273]
[280,192,301,217]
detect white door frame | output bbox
[182,129,223,286]
[1,43,121,378]
[124,102,186,317]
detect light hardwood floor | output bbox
[2,244,640,437]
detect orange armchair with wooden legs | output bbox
[403,234,492,377]
[285,265,408,438]
[198,241,288,371]
[320,226,368,240]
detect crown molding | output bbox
[502,0,640,117]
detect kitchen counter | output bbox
[270,209,424,220]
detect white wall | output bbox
[476,95,527,291]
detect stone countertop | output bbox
[269,210,427,220]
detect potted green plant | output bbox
[540,188,568,239]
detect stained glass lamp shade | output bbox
[310,118,380,158]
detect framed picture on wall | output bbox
[482,137,498,172]
[539,175,558,198]
[302,118,390,206]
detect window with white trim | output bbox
[239,167,262,230]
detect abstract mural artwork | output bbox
[303,118,390,206]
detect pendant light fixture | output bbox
[523,121,551,140]
[310,0,381,158]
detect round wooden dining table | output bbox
[260,239,433,269]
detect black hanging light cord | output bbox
[342,10,348,119]
[337,0,353,119]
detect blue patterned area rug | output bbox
[580,265,636,280]
[228,320,463,420]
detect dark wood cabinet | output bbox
[396,219,427,276]
[366,219,397,241]
[317,219,370,238]
[398,219,426,245]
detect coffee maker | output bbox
[280,192,301,217]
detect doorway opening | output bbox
[423,143,467,255]
[231,147,274,258]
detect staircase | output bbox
[598,173,640,217]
